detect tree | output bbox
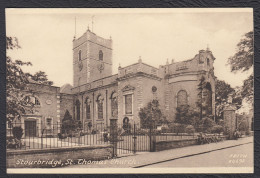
[227,31,253,72]
[215,79,234,121]
[241,74,253,104]
[227,31,253,105]
[139,100,166,129]
[6,37,32,121]
[61,110,75,134]
[197,75,207,120]
[175,105,199,125]
[6,36,53,122]
[215,79,243,122]
[26,71,53,85]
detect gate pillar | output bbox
[110,118,118,157]
[223,95,237,139]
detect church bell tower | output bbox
[73,28,113,88]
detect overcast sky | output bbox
[6,8,253,88]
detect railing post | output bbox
[110,118,118,158]
[133,122,137,154]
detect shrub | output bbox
[200,117,216,133]
[168,123,186,133]
[12,126,23,140]
[185,125,195,134]
[161,126,169,133]
[135,128,148,135]
[211,125,224,134]
[123,122,131,134]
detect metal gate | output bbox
[110,119,155,157]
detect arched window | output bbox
[111,92,118,117]
[97,95,103,119]
[85,98,91,120]
[75,100,81,121]
[177,90,188,107]
[99,50,103,61]
[78,50,82,61]
[207,58,210,66]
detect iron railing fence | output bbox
[6,121,225,153]
[6,122,110,150]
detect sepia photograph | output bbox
[5,8,253,174]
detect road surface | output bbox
[143,142,253,167]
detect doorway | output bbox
[24,120,37,137]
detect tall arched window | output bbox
[203,83,212,115]
[85,98,91,120]
[111,92,118,117]
[99,50,103,61]
[75,100,81,121]
[97,95,103,119]
[78,50,82,61]
[177,90,188,107]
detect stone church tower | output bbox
[72,28,113,87]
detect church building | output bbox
[12,27,216,137]
[63,27,216,129]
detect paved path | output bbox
[64,136,253,168]
[145,142,253,168]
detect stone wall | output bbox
[7,145,113,168]
[154,138,198,152]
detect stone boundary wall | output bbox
[154,139,198,152]
[7,145,113,168]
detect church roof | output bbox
[60,83,73,94]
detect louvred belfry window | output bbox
[177,90,188,107]
[125,94,132,114]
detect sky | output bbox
[6,8,253,88]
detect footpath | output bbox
[64,136,253,168]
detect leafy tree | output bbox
[6,36,53,122]
[139,100,166,129]
[237,113,250,135]
[241,74,253,104]
[6,37,32,121]
[227,31,253,105]
[61,110,75,134]
[26,71,53,85]
[227,31,253,72]
[175,105,199,125]
[197,75,208,119]
[215,79,242,121]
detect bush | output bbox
[200,117,216,133]
[135,128,148,135]
[185,125,195,134]
[123,123,131,134]
[211,125,224,134]
[12,126,23,140]
[7,127,24,149]
[161,126,169,133]
[168,123,186,133]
